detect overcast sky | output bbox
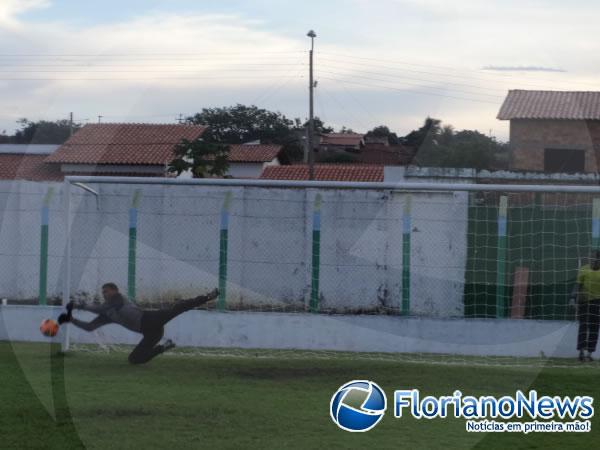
[0,0,598,140]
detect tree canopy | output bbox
[188,104,309,162]
[366,125,400,145]
[6,119,81,144]
[402,117,507,170]
[168,139,229,178]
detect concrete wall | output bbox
[385,165,600,185]
[0,305,578,358]
[0,180,469,317]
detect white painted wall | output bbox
[179,158,280,180]
[227,162,265,179]
[0,180,468,316]
[0,305,578,358]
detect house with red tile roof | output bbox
[260,164,384,182]
[44,123,283,179]
[498,90,600,173]
[217,143,283,178]
[354,144,416,165]
[0,145,63,181]
[45,123,207,177]
[320,133,365,152]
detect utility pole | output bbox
[177,113,184,124]
[307,30,317,181]
[98,115,103,124]
[69,112,74,137]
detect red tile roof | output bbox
[46,123,207,165]
[498,90,600,120]
[320,133,364,147]
[260,164,384,182]
[358,144,417,165]
[0,154,63,181]
[228,144,282,162]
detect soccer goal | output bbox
[56,176,600,363]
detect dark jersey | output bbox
[73,293,143,333]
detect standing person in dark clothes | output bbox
[570,250,600,362]
[58,283,219,364]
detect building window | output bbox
[544,148,585,173]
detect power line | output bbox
[320,51,598,88]
[319,56,598,91]
[318,69,505,100]
[0,51,306,57]
[318,76,501,104]
[0,75,306,81]
[319,64,508,94]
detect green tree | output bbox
[188,104,304,162]
[366,125,399,145]
[13,119,80,144]
[338,126,356,134]
[168,139,230,178]
[401,117,442,149]
[443,130,497,170]
[298,117,333,134]
[189,104,292,143]
[404,118,506,170]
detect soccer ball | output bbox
[40,319,59,338]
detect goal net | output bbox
[55,177,598,364]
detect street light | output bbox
[307,30,317,181]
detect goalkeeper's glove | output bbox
[57,313,70,325]
[207,288,219,300]
[58,301,75,324]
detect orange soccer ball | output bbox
[40,319,59,338]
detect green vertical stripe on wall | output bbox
[38,188,54,306]
[127,228,137,300]
[218,192,232,311]
[128,190,141,302]
[39,225,49,305]
[310,194,322,313]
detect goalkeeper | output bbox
[570,250,600,362]
[58,282,219,364]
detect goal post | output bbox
[60,176,600,359]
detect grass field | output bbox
[1,342,599,449]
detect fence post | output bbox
[38,187,54,305]
[128,190,141,302]
[592,199,600,250]
[402,195,412,315]
[496,195,508,318]
[310,194,322,313]
[218,192,232,311]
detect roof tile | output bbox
[498,90,600,120]
[260,164,383,182]
[0,154,63,181]
[228,144,282,162]
[46,123,207,165]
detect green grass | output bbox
[1,342,599,449]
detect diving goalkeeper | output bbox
[58,282,219,364]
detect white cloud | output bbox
[0,0,49,28]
